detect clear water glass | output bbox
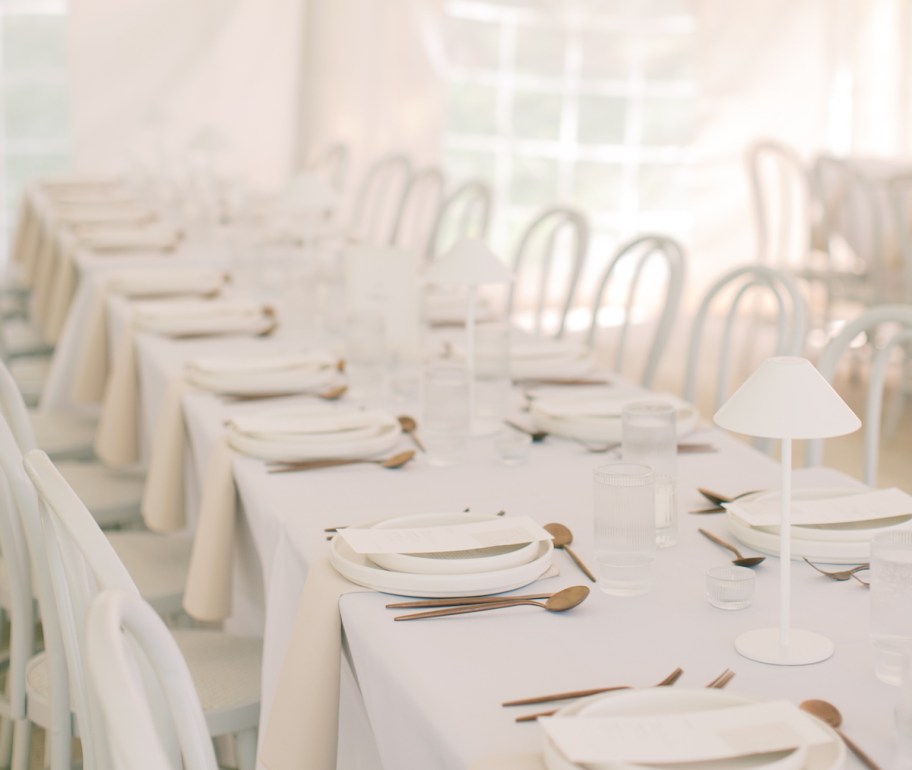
[622,401,678,547]
[493,428,532,466]
[473,322,511,435]
[422,363,470,467]
[705,565,755,609]
[593,463,656,596]
[345,310,387,400]
[871,530,912,685]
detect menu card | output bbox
[338,516,551,555]
[541,700,831,765]
[727,487,912,527]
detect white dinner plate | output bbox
[330,512,554,597]
[367,512,541,575]
[531,394,698,444]
[542,688,844,770]
[726,486,912,563]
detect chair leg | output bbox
[9,720,30,770]
[234,728,257,770]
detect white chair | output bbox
[585,234,686,388]
[682,265,809,414]
[23,449,262,770]
[807,305,912,484]
[0,358,140,527]
[348,153,412,246]
[87,589,219,770]
[508,206,589,338]
[426,179,492,261]
[391,166,446,261]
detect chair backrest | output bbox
[348,153,412,246]
[23,449,141,770]
[87,589,217,770]
[426,179,492,261]
[886,174,912,299]
[683,265,809,414]
[307,143,349,193]
[586,234,686,388]
[0,358,40,453]
[745,140,814,270]
[807,304,912,482]
[508,206,589,338]
[391,166,446,260]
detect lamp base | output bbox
[735,627,834,666]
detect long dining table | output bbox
[20,184,899,769]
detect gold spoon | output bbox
[397,415,426,453]
[394,585,589,621]
[698,528,766,567]
[268,450,415,474]
[545,523,596,582]
[800,699,882,770]
[692,487,762,513]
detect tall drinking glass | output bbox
[871,530,912,684]
[622,402,678,547]
[593,463,656,596]
[473,322,511,435]
[422,363,470,467]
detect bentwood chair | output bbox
[24,449,262,770]
[508,206,589,339]
[0,359,140,527]
[391,166,446,261]
[586,234,686,388]
[87,589,219,770]
[426,179,492,261]
[683,265,809,415]
[348,153,412,246]
[807,304,912,484]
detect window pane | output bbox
[1,13,67,70]
[4,152,69,202]
[515,24,565,77]
[637,164,690,210]
[445,17,500,71]
[640,97,693,146]
[577,94,626,144]
[447,82,498,135]
[641,33,694,81]
[580,31,630,80]
[443,148,496,184]
[510,156,558,206]
[2,81,69,139]
[572,162,623,210]
[512,90,562,141]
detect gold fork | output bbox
[706,668,736,689]
[802,557,870,582]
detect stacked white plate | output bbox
[542,688,845,770]
[330,512,554,597]
[226,402,401,462]
[186,350,339,397]
[531,393,698,444]
[132,298,276,337]
[508,337,596,381]
[107,267,228,299]
[726,487,912,563]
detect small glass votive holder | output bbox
[706,565,755,610]
[493,428,532,466]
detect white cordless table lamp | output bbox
[425,240,514,430]
[714,356,861,665]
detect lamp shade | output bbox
[425,239,514,286]
[714,356,860,440]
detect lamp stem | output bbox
[779,437,792,657]
[466,286,477,425]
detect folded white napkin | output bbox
[451,334,595,380]
[225,403,401,461]
[132,298,274,337]
[185,351,338,396]
[77,224,182,252]
[532,393,698,443]
[56,202,154,226]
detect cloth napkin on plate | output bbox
[531,392,698,444]
[55,201,154,227]
[94,299,276,468]
[450,334,596,380]
[72,268,230,405]
[181,405,402,621]
[76,223,182,253]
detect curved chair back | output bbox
[87,590,217,770]
[348,153,412,246]
[427,179,492,261]
[508,206,589,338]
[586,234,686,388]
[0,359,40,452]
[391,166,446,260]
[746,140,814,270]
[808,304,912,482]
[307,143,349,193]
[683,265,809,414]
[24,449,140,770]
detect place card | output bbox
[541,700,831,765]
[338,516,551,555]
[727,487,912,527]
